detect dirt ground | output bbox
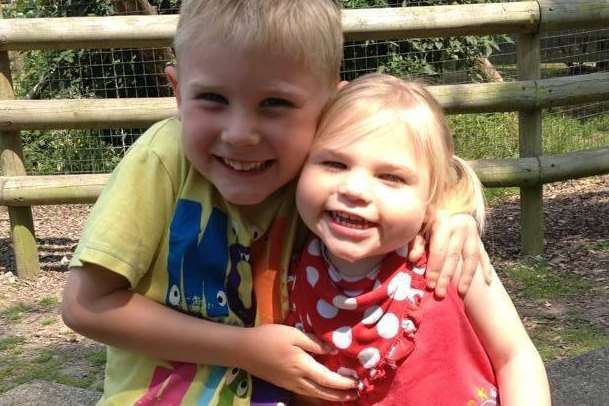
[1,175,608,393]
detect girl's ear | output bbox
[337,80,349,90]
[165,64,181,110]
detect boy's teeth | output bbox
[222,158,267,171]
[330,211,375,229]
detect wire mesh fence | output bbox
[3,0,608,176]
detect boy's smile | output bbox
[296,120,432,277]
[167,43,333,205]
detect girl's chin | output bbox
[323,241,368,263]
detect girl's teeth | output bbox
[222,158,267,171]
[330,211,374,229]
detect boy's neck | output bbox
[323,245,384,280]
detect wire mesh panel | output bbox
[3,0,609,175]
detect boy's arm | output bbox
[462,266,551,406]
[62,264,356,402]
[410,212,492,297]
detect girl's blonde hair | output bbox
[314,73,486,231]
[175,0,343,88]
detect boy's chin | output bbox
[223,193,267,206]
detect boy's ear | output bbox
[165,64,181,109]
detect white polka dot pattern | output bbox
[308,239,321,256]
[333,295,358,310]
[332,326,353,349]
[358,347,381,369]
[306,266,319,287]
[316,299,338,319]
[288,238,427,396]
[362,306,383,325]
[377,313,399,339]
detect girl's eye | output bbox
[321,161,346,170]
[199,92,227,104]
[379,174,406,184]
[260,97,294,108]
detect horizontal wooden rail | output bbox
[0,97,177,130]
[2,147,608,206]
[1,1,608,50]
[0,174,109,205]
[0,73,607,130]
[470,147,609,187]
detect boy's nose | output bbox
[220,116,260,146]
[338,171,372,204]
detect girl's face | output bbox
[296,120,432,265]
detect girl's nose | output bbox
[338,171,372,204]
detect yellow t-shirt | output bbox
[70,118,301,405]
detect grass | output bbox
[501,258,609,362]
[504,258,592,300]
[0,349,98,393]
[0,341,102,394]
[1,303,34,322]
[530,318,609,361]
[37,296,59,310]
[451,111,609,162]
[594,240,609,252]
[40,317,56,326]
[84,350,106,368]
[0,336,26,352]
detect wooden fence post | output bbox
[517,33,544,255]
[0,50,41,279]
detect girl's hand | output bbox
[239,324,357,402]
[409,213,492,298]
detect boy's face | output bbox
[167,43,333,205]
[296,121,431,265]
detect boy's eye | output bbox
[379,174,406,184]
[321,161,346,170]
[198,92,228,104]
[260,97,294,108]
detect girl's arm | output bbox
[62,264,356,402]
[462,265,551,406]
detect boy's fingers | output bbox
[297,331,333,355]
[456,233,481,294]
[425,221,451,288]
[298,377,356,402]
[408,234,426,263]
[479,242,493,284]
[303,356,358,391]
[434,230,464,291]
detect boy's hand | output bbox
[240,324,357,402]
[409,213,492,298]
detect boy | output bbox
[62,1,488,405]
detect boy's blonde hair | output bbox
[175,0,343,87]
[314,73,486,231]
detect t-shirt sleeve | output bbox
[70,121,179,288]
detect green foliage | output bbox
[341,0,513,80]
[21,129,122,174]
[5,0,177,174]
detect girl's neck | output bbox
[323,244,384,279]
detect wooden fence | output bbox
[1,0,609,278]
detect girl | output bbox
[289,73,551,405]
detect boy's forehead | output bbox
[177,34,339,90]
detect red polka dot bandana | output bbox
[289,238,427,400]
